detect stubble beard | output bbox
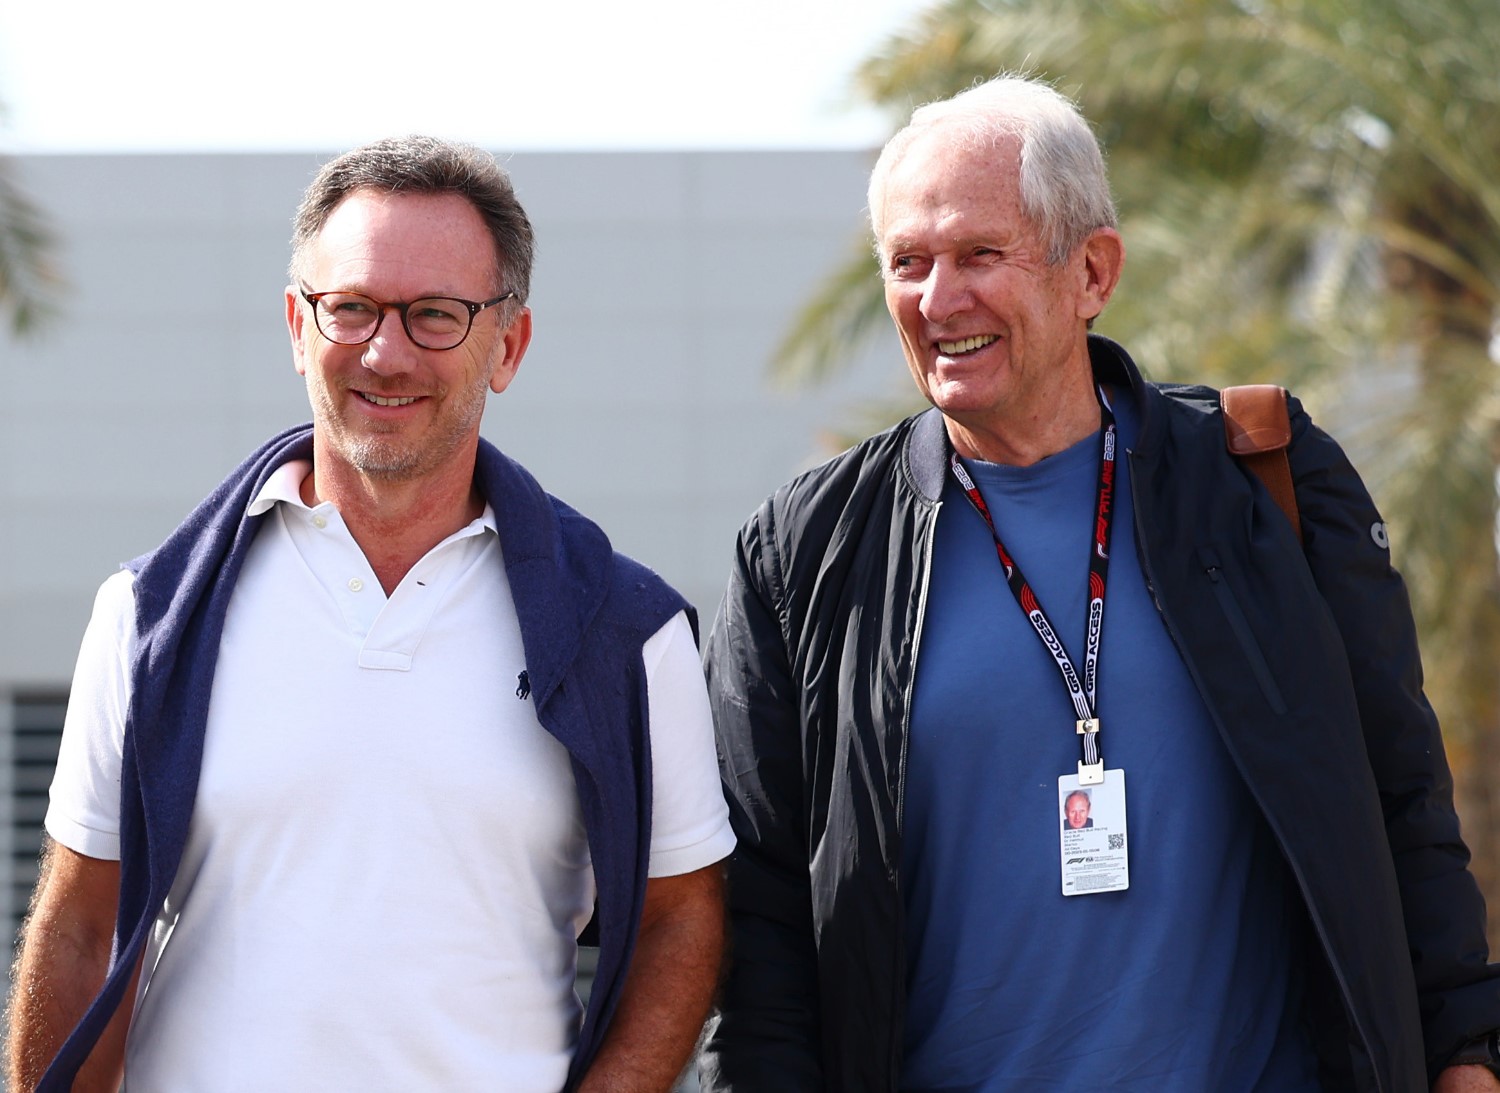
[309,369,491,483]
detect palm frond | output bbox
[0,159,62,335]
[770,239,889,385]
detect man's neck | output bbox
[946,381,1103,468]
[301,456,485,596]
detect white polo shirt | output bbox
[47,460,735,1092]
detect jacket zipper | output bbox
[1127,452,1385,1091]
[1198,545,1288,714]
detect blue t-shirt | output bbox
[900,397,1319,1092]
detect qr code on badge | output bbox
[1108,834,1124,850]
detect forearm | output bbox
[578,867,726,1093]
[1434,1064,1500,1092]
[6,932,134,1093]
[7,929,98,1088]
[5,843,131,1092]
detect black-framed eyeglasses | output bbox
[299,285,516,351]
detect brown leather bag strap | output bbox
[1220,384,1302,544]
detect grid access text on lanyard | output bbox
[947,389,1118,785]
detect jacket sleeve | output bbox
[698,502,824,1091]
[1287,396,1500,1073]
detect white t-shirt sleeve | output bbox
[45,569,134,861]
[642,611,735,878]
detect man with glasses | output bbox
[7,136,734,1093]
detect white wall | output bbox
[0,148,907,690]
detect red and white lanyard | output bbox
[947,389,1118,783]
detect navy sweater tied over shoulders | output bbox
[41,423,688,1092]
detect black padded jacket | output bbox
[700,335,1500,1092]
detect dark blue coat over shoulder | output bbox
[41,425,688,1092]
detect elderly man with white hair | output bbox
[700,74,1500,1092]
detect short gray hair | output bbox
[289,135,535,303]
[868,74,1117,265]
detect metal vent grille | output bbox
[7,692,67,950]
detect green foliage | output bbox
[786,0,1500,920]
[771,237,890,386]
[0,158,59,335]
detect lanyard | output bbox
[947,389,1118,784]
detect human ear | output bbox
[1077,229,1125,322]
[488,306,533,395]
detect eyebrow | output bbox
[880,238,928,262]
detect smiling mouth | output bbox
[936,334,999,356]
[357,392,419,407]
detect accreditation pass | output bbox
[1058,769,1129,896]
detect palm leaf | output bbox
[0,159,61,335]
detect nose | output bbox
[920,260,972,325]
[359,305,421,375]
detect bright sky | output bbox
[0,0,938,153]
